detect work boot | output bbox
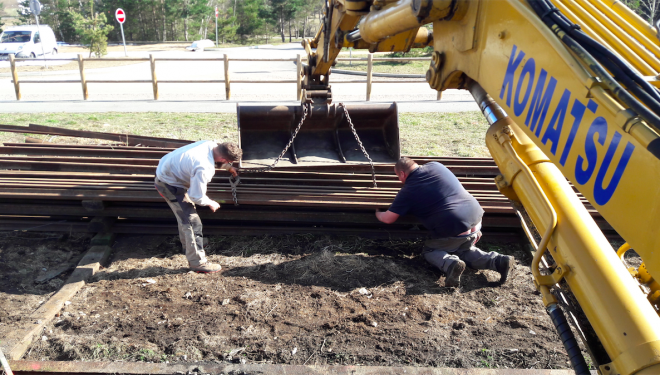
[444,260,466,288]
[189,262,222,274]
[495,255,515,285]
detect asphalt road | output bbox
[0,43,479,113]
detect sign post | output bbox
[215,7,219,47]
[115,8,127,57]
[30,0,48,68]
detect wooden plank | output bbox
[9,54,20,100]
[77,54,88,100]
[366,54,373,101]
[3,244,114,360]
[150,54,158,100]
[224,54,230,100]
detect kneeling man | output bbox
[376,157,514,287]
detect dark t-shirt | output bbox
[389,162,484,238]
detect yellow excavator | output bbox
[242,0,660,374]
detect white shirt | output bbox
[156,141,219,207]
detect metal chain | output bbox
[237,103,310,174]
[228,102,378,205]
[229,103,310,204]
[338,103,377,188]
[229,175,240,206]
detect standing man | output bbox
[376,157,514,287]
[155,141,242,273]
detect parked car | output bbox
[0,25,58,59]
[186,39,215,51]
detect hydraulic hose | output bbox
[547,304,591,375]
[543,0,660,104]
[528,0,660,131]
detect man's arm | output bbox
[375,209,400,224]
[188,170,220,211]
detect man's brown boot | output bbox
[444,260,466,287]
[189,262,222,273]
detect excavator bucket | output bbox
[237,103,400,167]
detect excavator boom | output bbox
[301,0,660,374]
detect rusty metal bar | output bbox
[3,358,597,374]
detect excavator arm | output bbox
[302,1,660,374]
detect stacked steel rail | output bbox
[0,125,614,239]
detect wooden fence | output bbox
[7,53,436,101]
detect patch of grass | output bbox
[335,47,431,75]
[398,112,491,157]
[335,60,428,75]
[0,112,491,157]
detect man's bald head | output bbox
[394,157,418,174]
[394,157,419,183]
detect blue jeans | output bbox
[423,231,501,273]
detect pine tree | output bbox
[70,0,114,57]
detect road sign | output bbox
[215,7,219,18]
[116,8,127,57]
[115,8,126,24]
[29,0,41,16]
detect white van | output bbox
[0,25,58,59]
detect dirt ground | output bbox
[8,232,585,370]
[0,232,91,334]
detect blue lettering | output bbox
[560,99,596,166]
[575,116,607,185]
[525,69,557,136]
[593,132,635,205]
[542,89,571,155]
[500,45,526,108]
[514,59,536,116]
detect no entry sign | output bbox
[115,8,126,24]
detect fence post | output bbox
[77,54,88,100]
[437,90,442,101]
[296,54,302,101]
[366,53,373,101]
[9,54,21,100]
[224,54,230,100]
[150,54,159,100]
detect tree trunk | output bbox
[171,20,175,41]
[152,7,160,41]
[138,9,147,40]
[184,16,189,41]
[288,19,292,42]
[280,10,285,42]
[302,16,307,38]
[161,0,167,41]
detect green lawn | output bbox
[0,111,491,158]
[334,60,428,75]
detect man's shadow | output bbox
[221,245,497,295]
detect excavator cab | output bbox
[237,103,400,167]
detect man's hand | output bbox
[228,167,238,178]
[375,209,400,224]
[208,201,221,212]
